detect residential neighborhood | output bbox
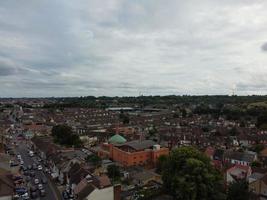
[1,96,267,199]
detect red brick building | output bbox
[98,134,169,167]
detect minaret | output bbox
[232,84,236,96]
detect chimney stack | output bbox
[114,184,121,200]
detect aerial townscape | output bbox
[2,96,267,200]
[1,0,267,200]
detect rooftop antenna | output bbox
[232,84,236,96]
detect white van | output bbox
[29,151,34,157]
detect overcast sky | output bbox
[1,0,267,97]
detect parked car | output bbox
[30,186,37,192]
[30,191,38,199]
[21,166,27,171]
[29,171,35,177]
[32,163,37,170]
[29,151,34,157]
[37,165,43,170]
[40,189,46,197]
[41,177,47,184]
[69,193,74,199]
[21,192,30,199]
[23,171,30,176]
[25,176,31,182]
[34,178,39,184]
[27,165,32,170]
[9,150,15,156]
[10,162,19,167]
[15,187,27,194]
[38,184,43,190]
[13,194,20,200]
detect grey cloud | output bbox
[261,42,267,51]
[1,0,267,97]
[0,58,18,76]
[0,65,16,76]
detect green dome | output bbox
[108,134,126,144]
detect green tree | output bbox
[86,154,102,167]
[229,127,238,136]
[250,144,265,154]
[251,160,262,168]
[51,124,82,147]
[119,112,130,124]
[162,146,226,200]
[107,165,121,182]
[173,112,180,118]
[156,155,168,173]
[148,126,158,137]
[239,120,246,127]
[181,108,187,118]
[257,114,267,130]
[227,180,252,200]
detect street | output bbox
[14,140,60,200]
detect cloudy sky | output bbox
[1,0,267,97]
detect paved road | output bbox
[15,140,59,200]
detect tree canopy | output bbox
[250,144,265,154]
[51,124,82,147]
[161,146,226,200]
[156,154,168,173]
[107,164,121,182]
[227,180,253,200]
[257,114,267,130]
[119,112,130,124]
[86,154,102,167]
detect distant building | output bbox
[98,134,169,167]
[226,165,252,185]
[106,107,135,112]
[249,173,267,199]
[224,150,257,166]
[73,175,121,200]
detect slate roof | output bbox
[213,149,224,161]
[249,172,265,180]
[260,148,267,157]
[224,150,256,163]
[77,183,95,200]
[93,175,111,189]
[260,174,267,185]
[118,140,156,151]
[31,136,61,155]
[132,170,160,183]
[74,178,96,200]
[70,168,90,185]
[61,150,87,160]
